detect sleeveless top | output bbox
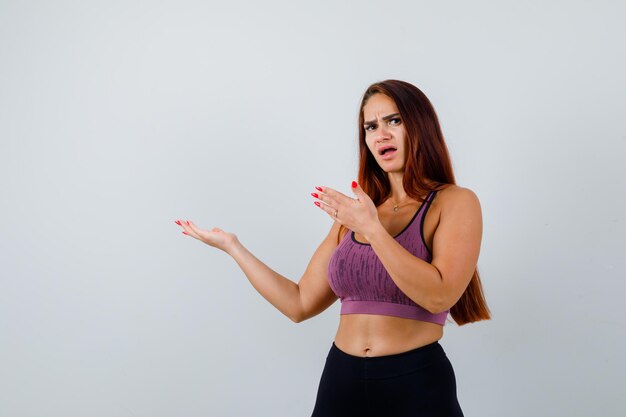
[327,190,449,326]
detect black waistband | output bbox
[328,340,448,378]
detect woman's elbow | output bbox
[289,306,327,323]
[289,308,313,323]
[423,295,449,315]
[289,313,304,324]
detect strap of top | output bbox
[419,190,439,257]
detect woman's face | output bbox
[362,93,408,173]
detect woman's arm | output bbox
[178,220,340,323]
[311,182,481,314]
[364,186,482,314]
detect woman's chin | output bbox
[378,163,405,173]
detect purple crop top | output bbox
[327,190,449,326]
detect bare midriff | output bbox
[332,186,445,358]
[333,313,443,357]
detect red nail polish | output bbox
[314,201,321,207]
[182,231,188,235]
[311,192,319,198]
[186,220,190,225]
[175,220,181,225]
[352,181,357,188]
[315,186,323,192]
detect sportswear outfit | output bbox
[311,191,464,417]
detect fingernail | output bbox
[175,220,181,225]
[186,221,190,225]
[314,201,321,207]
[182,231,188,235]
[352,181,357,188]
[315,186,323,192]
[311,193,319,198]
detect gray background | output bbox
[1,0,625,416]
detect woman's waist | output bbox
[334,313,443,357]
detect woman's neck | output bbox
[386,172,436,202]
[387,172,408,202]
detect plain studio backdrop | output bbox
[1,1,625,416]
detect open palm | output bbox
[175,220,237,253]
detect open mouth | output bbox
[378,146,397,159]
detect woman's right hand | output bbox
[175,220,238,254]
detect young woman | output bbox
[175,79,490,417]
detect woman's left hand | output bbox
[312,181,380,238]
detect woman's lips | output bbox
[380,149,397,160]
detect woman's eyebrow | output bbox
[364,113,400,125]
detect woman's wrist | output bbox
[362,221,388,245]
[224,235,243,257]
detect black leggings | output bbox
[311,341,464,417]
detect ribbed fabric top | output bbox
[327,190,448,326]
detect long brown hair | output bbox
[340,80,490,325]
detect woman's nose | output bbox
[376,125,391,141]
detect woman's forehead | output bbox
[363,94,399,119]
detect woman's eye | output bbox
[364,124,376,131]
[389,118,401,126]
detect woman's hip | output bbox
[311,341,464,417]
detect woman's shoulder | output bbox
[435,184,478,197]
[434,184,481,216]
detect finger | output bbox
[316,186,352,205]
[312,192,340,209]
[314,201,342,222]
[177,219,201,239]
[175,219,189,233]
[350,180,367,201]
[187,220,209,239]
[318,186,344,200]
